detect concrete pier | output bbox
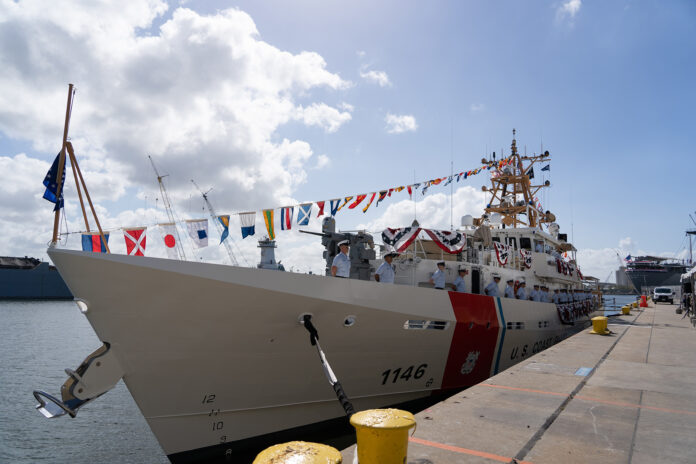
[343,302,696,463]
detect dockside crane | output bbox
[149,156,187,261]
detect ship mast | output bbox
[149,156,187,260]
[482,129,552,229]
[191,179,239,266]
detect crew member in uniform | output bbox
[450,267,468,292]
[375,248,398,284]
[552,288,561,304]
[331,240,351,278]
[560,289,569,303]
[541,286,550,302]
[484,274,501,297]
[430,261,446,289]
[516,280,527,300]
[504,278,515,298]
[530,284,541,301]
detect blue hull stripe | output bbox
[493,297,506,375]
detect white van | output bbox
[653,287,675,304]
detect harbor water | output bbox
[0,300,168,463]
[0,296,636,463]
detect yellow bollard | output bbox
[350,409,416,464]
[252,441,342,464]
[622,305,631,315]
[632,302,638,309]
[590,316,610,335]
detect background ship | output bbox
[0,256,72,299]
[625,255,689,291]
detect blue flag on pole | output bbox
[541,164,550,172]
[42,152,65,211]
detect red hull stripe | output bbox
[441,292,501,389]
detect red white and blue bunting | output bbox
[424,229,465,254]
[520,249,533,269]
[494,242,511,266]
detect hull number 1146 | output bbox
[381,364,427,385]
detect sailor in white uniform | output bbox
[516,281,527,300]
[451,267,468,292]
[375,248,398,284]
[484,274,501,297]
[430,261,446,289]
[331,240,351,278]
[504,279,515,298]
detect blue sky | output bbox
[0,0,694,278]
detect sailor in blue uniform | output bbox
[484,274,501,297]
[516,281,527,300]
[560,289,569,303]
[504,279,515,298]
[530,284,542,302]
[430,261,446,289]
[552,289,561,304]
[451,267,468,292]
[375,248,398,284]
[331,240,351,278]
[541,286,550,302]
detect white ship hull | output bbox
[47,248,598,462]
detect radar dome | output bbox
[461,215,474,227]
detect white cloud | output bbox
[385,113,418,134]
[339,102,354,112]
[356,186,487,233]
[296,103,352,133]
[0,3,352,259]
[360,69,391,87]
[618,236,635,251]
[313,154,330,170]
[556,0,582,24]
[470,103,485,113]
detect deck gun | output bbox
[300,217,375,280]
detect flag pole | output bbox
[67,144,90,232]
[51,83,74,245]
[66,142,111,253]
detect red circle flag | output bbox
[164,234,176,248]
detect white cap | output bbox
[383,246,400,257]
[338,240,350,247]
